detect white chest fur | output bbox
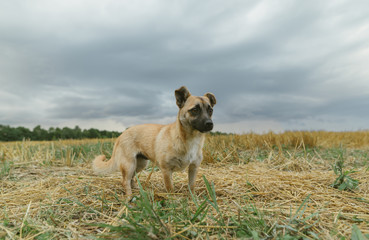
[169,134,204,172]
[183,135,203,164]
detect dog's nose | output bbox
[205,120,213,130]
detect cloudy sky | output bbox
[1,0,369,133]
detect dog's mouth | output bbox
[196,121,214,133]
[188,118,214,133]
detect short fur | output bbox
[92,86,216,195]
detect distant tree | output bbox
[74,126,83,139]
[210,131,229,136]
[0,124,121,141]
[16,126,32,140]
[48,127,55,140]
[33,125,48,141]
[83,128,101,139]
[54,127,62,140]
[61,127,74,139]
[0,125,17,141]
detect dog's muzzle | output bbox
[197,120,213,133]
[204,120,214,131]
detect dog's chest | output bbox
[184,136,203,163]
[170,136,203,171]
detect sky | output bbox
[1,0,369,134]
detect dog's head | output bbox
[175,86,216,133]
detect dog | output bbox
[92,86,216,195]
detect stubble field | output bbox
[1,131,369,239]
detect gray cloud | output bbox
[1,0,369,132]
[47,88,165,119]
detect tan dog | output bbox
[92,86,216,195]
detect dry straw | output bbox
[1,163,368,238]
[1,131,369,238]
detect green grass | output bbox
[1,135,369,239]
[0,161,12,179]
[91,176,274,239]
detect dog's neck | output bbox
[175,117,204,143]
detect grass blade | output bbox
[291,194,310,223]
[352,224,368,240]
[203,175,219,213]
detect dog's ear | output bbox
[204,92,216,107]
[175,86,191,108]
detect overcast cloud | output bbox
[1,0,369,133]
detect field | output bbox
[1,131,369,239]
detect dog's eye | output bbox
[190,107,200,115]
[208,107,213,115]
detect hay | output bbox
[1,160,368,238]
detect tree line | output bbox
[0,125,122,141]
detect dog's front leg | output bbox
[162,169,174,192]
[188,163,200,193]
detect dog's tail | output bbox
[92,155,117,175]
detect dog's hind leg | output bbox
[131,157,149,188]
[120,162,136,196]
[116,148,136,196]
